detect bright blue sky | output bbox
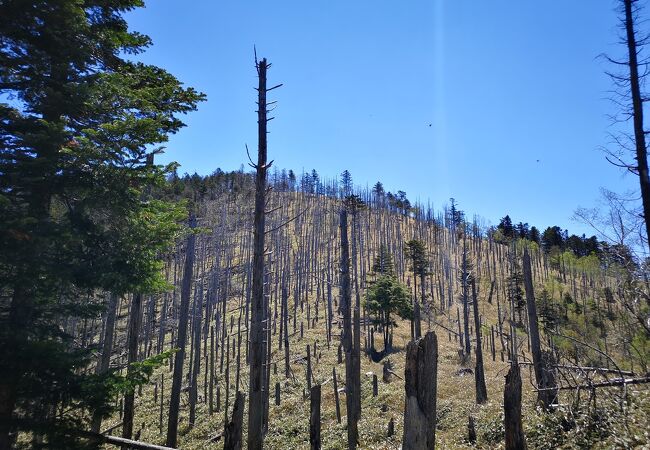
[127,1,637,236]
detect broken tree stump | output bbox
[224,391,245,450]
[402,331,438,450]
[504,364,527,450]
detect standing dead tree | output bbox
[522,247,557,409]
[165,213,196,448]
[471,277,487,404]
[247,55,276,450]
[339,209,359,449]
[402,331,438,450]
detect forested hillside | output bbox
[2,1,650,450]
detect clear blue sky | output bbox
[127,1,637,236]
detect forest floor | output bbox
[101,280,650,450]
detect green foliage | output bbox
[366,276,413,324]
[0,0,203,445]
[405,239,428,276]
[372,244,395,276]
[105,349,177,397]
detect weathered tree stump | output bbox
[224,391,244,450]
[383,359,393,383]
[504,364,527,450]
[467,415,476,444]
[402,331,438,450]
[387,417,395,437]
[372,374,378,397]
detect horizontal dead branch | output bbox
[535,377,650,392]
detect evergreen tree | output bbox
[541,226,565,252]
[405,239,428,338]
[498,215,515,239]
[372,181,385,197]
[0,1,203,446]
[372,244,395,276]
[365,275,412,351]
[515,222,529,240]
[340,169,353,197]
[529,226,541,244]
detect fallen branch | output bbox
[518,361,635,377]
[535,376,650,392]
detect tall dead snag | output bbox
[339,209,358,449]
[460,240,471,357]
[503,363,527,450]
[522,248,556,409]
[248,56,273,450]
[165,213,196,448]
[402,331,438,450]
[471,278,487,404]
[310,384,321,450]
[123,293,144,443]
[224,391,245,450]
[623,0,650,252]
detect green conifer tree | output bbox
[0,1,204,446]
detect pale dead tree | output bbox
[601,0,650,255]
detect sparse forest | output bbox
[1,1,649,450]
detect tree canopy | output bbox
[0,0,204,446]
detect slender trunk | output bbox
[91,293,119,433]
[522,248,556,409]
[165,216,196,448]
[624,0,650,253]
[247,57,270,450]
[123,293,144,442]
[339,209,358,449]
[471,279,487,404]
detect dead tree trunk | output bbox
[165,215,196,448]
[339,209,358,449]
[504,363,527,450]
[623,0,650,253]
[402,331,438,450]
[123,293,143,443]
[309,384,321,450]
[91,293,119,433]
[224,391,245,450]
[522,248,556,409]
[461,241,471,356]
[471,278,487,404]
[247,56,272,450]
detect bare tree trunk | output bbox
[522,248,556,409]
[402,331,438,450]
[91,293,119,433]
[504,363,527,450]
[224,391,245,450]
[123,293,143,443]
[471,279,487,404]
[309,384,321,450]
[248,57,271,450]
[623,0,650,253]
[165,216,196,448]
[461,241,471,356]
[339,209,358,449]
